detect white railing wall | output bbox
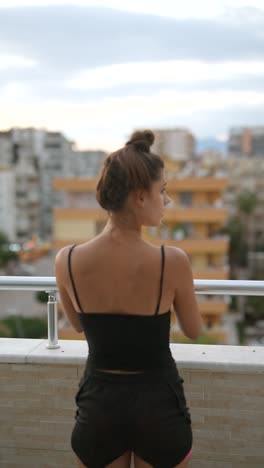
[0,277,264,348]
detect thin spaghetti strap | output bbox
[154,245,165,315]
[68,245,83,313]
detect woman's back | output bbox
[66,234,176,317]
[65,236,177,372]
[56,231,201,344]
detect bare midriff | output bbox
[97,369,145,374]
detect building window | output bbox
[172,222,193,239]
[179,192,193,207]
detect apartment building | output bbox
[53,175,229,342]
[0,128,106,241]
[53,178,102,248]
[65,150,106,179]
[38,130,74,238]
[199,151,264,251]
[0,167,16,241]
[228,127,264,157]
[0,131,13,166]
[0,129,41,241]
[151,128,196,162]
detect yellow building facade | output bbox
[53,176,229,342]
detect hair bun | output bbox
[125,129,155,153]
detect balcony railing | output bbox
[1,276,263,466]
[0,277,264,349]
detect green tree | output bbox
[244,296,264,325]
[236,190,257,252]
[0,322,12,338]
[255,242,264,252]
[222,191,257,277]
[0,232,8,247]
[0,231,18,268]
[0,249,18,268]
[35,291,49,303]
[170,331,221,345]
[221,216,247,276]
[244,272,264,326]
[236,191,257,215]
[0,315,47,339]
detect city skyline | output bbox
[0,0,264,150]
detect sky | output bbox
[0,0,264,151]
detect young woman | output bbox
[55,130,202,468]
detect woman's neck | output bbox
[102,219,142,242]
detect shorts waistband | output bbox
[84,364,181,384]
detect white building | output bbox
[0,131,13,166]
[151,128,196,161]
[0,167,16,241]
[66,150,106,178]
[228,127,264,157]
[0,128,107,241]
[37,131,73,238]
[12,128,42,240]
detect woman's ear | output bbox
[131,189,145,209]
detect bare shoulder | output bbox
[54,245,73,280]
[55,245,71,265]
[164,246,193,286]
[165,245,190,267]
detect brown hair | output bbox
[96,130,164,212]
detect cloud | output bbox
[2,58,264,104]
[0,53,36,70]
[0,5,264,77]
[0,5,263,101]
[0,81,32,101]
[67,60,264,90]
[1,89,264,142]
[0,4,264,146]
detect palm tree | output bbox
[236,190,257,251]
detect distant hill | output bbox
[196,137,227,154]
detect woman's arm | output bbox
[171,247,203,339]
[55,249,83,333]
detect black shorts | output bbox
[71,366,192,468]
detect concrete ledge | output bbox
[0,339,45,363]
[0,338,264,372]
[1,338,264,467]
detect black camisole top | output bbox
[68,244,175,372]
